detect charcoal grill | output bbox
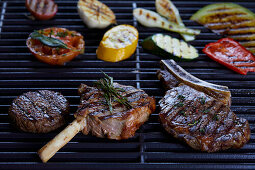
[0,0,255,169]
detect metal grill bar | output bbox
[0,0,255,169]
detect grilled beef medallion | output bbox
[75,83,156,140]
[9,90,69,133]
[159,84,250,152]
[158,60,250,152]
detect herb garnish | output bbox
[49,29,53,37]
[188,118,201,126]
[180,110,186,116]
[30,31,69,49]
[94,72,132,112]
[175,102,184,107]
[213,114,219,121]
[203,109,210,114]
[200,128,205,134]
[57,31,68,37]
[178,95,185,100]
[200,97,206,104]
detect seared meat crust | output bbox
[74,83,156,140]
[9,90,69,133]
[159,84,250,152]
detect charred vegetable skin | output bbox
[155,0,195,41]
[26,27,85,65]
[97,25,138,62]
[26,0,57,20]
[133,8,200,36]
[203,38,255,75]
[191,3,255,54]
[77,0,116,29]
[142,34,198,61]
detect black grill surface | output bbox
[0,0,255,169]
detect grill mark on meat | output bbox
[75,83,156,140]
[23,93,52,119]
[13,101,36,120]
[38,90,69,113]
[159,84,250,152]
[15,95,44,120]
[10,103,35,132]
[9,90,69,133]
[37,91,63,113]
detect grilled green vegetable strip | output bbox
[142,34,198,61]
[155,0,195,41]
[133,8,200,36]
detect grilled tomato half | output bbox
[26,27,85,65]
[26,0,58,20]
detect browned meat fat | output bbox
[8,90,69,133]
[159,84,250,152]
[74,83,156,140]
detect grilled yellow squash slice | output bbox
[77,0,116,29]
[155,0,195,41]
[97,25,138,62]
[191,3,255,54]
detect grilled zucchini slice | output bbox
[142,34,198,61]
[155,0,195,41]
[133,8,200,36]
[191,3,255,54]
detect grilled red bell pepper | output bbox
[203,38,255,75]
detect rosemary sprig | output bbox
[94,72,132,112]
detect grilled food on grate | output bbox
[157,60,250,152]
[191,3,255,54]
[38,80,156,162]
[155,0,195,41]
[77,0,116,29]
[26,0,58,20]
[8,90,70,133]
[96,25,138,62]
[26,27,85,65]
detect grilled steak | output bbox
[74,83,156,140]
[9,90,69,133]
[158,60,250,152]
[159,84,250,152]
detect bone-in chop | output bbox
[157,60,250,152]
[38,74,156,162]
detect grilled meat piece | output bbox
[74,83,156,140]
[157,69,179,90]
[159,84,250,152]
[9,90,69,133]
[157,60,231,105]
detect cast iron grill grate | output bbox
[0,0,255,169]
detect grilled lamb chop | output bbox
[75,83,156,140]
[158,60,250,152]
[8,90,69,133]
[38,81,155,162]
